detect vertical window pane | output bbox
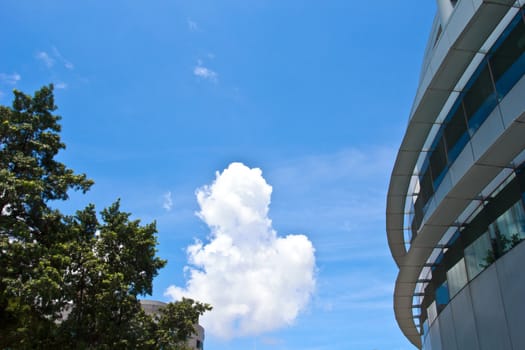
[447,258,468,297]
[435,281,449,311]
[490,200,525,254]
[444,103,469,163]
[463,63,497,132]
[422,318,429,337]
[517,163,525,202]
[490,15,525,96]
[427,300,438,325]
[412,196,424,239]
[420,167,434,208]
[464,231,492,279]
[430,136,448,188]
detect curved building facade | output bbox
[386,1,525,349]
[140,300,205,350]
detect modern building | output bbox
[140,300,205,350]
[386,1,525,349]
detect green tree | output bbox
[0,85,93,347]
[58,201,168,349]
[156,298,212,350]
[0,86,211,349]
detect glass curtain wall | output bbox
[419,163,525,339]
[411,9,525,238]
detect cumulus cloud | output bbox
[165,162,316,339]
[193,61,218,82]
[0,73,21,85]
[163,191,173,211]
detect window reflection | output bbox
[444,103,468,162]
[446,258,468,297]
[491,14,525,97]
[488,200,525,257]
[464,232,492,279]
[463,62,497,132]
[419,163,525,338]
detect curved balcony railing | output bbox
[410,9,525,242]
[418,162,525,339]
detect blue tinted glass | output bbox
[434,252,445,265]
[466,92,498,133]
[449,230,461,244]
[430,135,448,189]
[494,53,525,97]
[423,319,429,337]
[442,100,470,170]
[447,131,469,165]
[435,281,449,306]
[489,10,524,55]
[419,163,434,209]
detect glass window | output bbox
[490,15,525,97]
[427,300,438,326]
[489,200,525,254]
[464,231,492,279]
[412,195,425,238]
[463,62,497,132]
[430,136,448,188]
[422,318,429,337]
[517,164,525,197]
[447,258,467,297]
[420,167,434,208]
[435,281,449,311]
[444,102,469,163]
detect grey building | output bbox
[140,300,205,350]
[386,0,525,349]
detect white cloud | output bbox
[193,63,218,83]
[36,51,55,68]
[52,46,74,70]
[54,81,68,89]
[163,191,173,211]
[36,47,74,70]
[0,72,21,85]
[259,147,398,267]
[165,162,316,339]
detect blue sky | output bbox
[0,1,436,349]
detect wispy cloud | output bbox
[36,47,74,70]
[268,146,396,232]
[162,191,173,211]
[193,60,218,83]
[36,51,55,68]
[316,272,395,313]
[166,162,317,339]
[54,81,68,89]
[187,18,199,32]
[52,46,74,70]
[0,73,21,98]
[0,73,21,85]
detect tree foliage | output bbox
[0,86,211,349]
